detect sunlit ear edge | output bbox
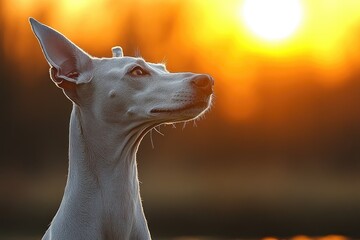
[29,17,94,85]
[112,46,123,58]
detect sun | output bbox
[241,0,304,42]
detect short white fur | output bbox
[29,18,214,240]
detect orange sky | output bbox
[2,0,360,121]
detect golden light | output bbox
[3,0,360,121]
[241,0,304,41]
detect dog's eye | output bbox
[130,66,149,76]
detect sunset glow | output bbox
[3,0,360,121]
[2,1,360,238]
[241,0,304,41]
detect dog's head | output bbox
[30,18,213,126]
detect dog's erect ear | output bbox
[112,46,123,58]
[29,18,93,86]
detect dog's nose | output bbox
[191,74,214,95]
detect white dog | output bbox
[29,18,213,240]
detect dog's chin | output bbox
[150,100,210,122]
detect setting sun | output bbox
[241,0,304,41]
[2,0,360,239]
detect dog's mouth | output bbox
[150,101,209,114]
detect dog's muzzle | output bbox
[190,74,214,96]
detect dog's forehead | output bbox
[119,57,167,71]
[118,56,145,64]
[96,56,168,73]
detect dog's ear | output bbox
[29,18,93,88]
[112,46,123,57]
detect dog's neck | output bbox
[51,105,151,239]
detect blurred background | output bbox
[1,0,360,239]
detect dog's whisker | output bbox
[161,56,167,65]
[153,126,164,136]
[149,129,155,149]
[134,47,142,58]
[182,122,187,130]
